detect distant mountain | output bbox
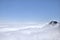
[40,21,60,31]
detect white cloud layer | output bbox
[0,21,60,40]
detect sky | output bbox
[0,0,60,24]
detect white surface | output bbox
[0,23,60,40]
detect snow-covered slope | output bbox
[0,21,60,40]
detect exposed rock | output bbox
[49,21,58,25]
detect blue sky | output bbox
[0,0,60,24]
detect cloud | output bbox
[0,22,47,32]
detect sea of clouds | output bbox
[0,22,60,40]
